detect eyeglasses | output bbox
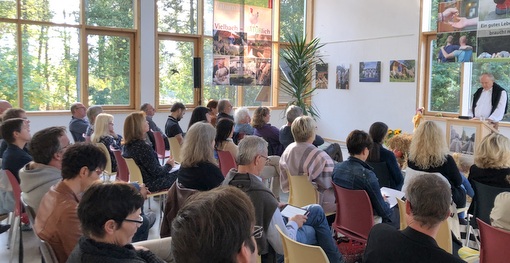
[251,225,263,239]
[94,168,104,175]
[259,155,270,164]
[59,143,72,152]
[123,215,144,226]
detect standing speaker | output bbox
[193,57,201,89]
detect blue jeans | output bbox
[296,205,344,263]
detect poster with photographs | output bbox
[359,61,381,83]
[448,124,476,155]
[336,64,350,89]
[389,60,416,82]
[436,0,510,61]
[316,63,328,89]
[213,1,273,86]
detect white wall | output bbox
[312,0,421,141]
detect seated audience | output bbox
[215,118,238,159]
[164,102,186,145]
[491,192,510,232]
[69,102,89,142]
[206,99,219,126]
[332,130,398,227]
[279,116,335,214]
[0,99,12,117]
[366,122,404,190]
[123,111,178,192]
[1,118,32,182]
[84,105,103,141]
[469,133,510,188]
[67,183,167,263]
[217,99,234,122]
[279,105,324,149]
[224,136,344,263]
[141,102,167,150]
[0,108,30,156]
[20,126,70,212]
[178,122,223,191]
[187,106,212,130]
[91,113,123,172]
[234,107,254,135]
[35,143,107,263]
[171,186,259,263]
[405,121,466,209]
[252,107,284,156]
[363,173,465,263]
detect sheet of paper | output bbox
[170,163,181,173]
[280,205,308,218]
[381,187,405,208]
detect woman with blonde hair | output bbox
[178,122,224,191]
[469,133,510,188]
[122,112,177,192]
[91,113,122,172]
[252,106,284,156]
[406,121,466,208]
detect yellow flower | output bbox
[387,129,393,135]
[395,129,402,135]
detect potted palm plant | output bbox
[279,34,325,118]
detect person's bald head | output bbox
[0,100,12,115]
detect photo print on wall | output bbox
[389,60,416,82]
[316,63,328,89]
[359,61,381,83]
[336,63,350,89]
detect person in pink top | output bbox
[279,116,335,214]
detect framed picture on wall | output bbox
[389,60,415,82]
[336,63,350,89]
[316,63,328,89]
[359,61,381,82]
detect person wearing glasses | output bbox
[19,126,70,213]
[67,183,167,263]
[69,102,89,143]
[172,185,259,263]
[224,136,344,263]
[35,143,107,263]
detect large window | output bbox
[421,0,510,122]
[0,0,137,111]
[156,0,309,108]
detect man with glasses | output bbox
[172,185,259,263]
[69,102,89,142]
[224,136,344,263]
[35,143,107,263]
[19,126,70,213]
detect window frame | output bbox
[0,0,140,111]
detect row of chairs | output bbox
[285,172,510,262]
[4,169,58,263]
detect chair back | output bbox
[366,161,392,188]
[5,170,21,216]
[160,180,199,238]
[40,239,58,263]
[95,143,113,175]
[112,148,129,182]
[20,196,36,226]
[332,183,374,243]
[153,131,170,164]
[397,197,452,253]
[287,170,318,208]
[477,218,510,263]
[168,137,182,163]
[471,181,509,225]
[217,150,237,177]
[125,158,144,184]
[275,225,329,263]
[396,197,407,230]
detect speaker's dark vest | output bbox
[472,83,508,117]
